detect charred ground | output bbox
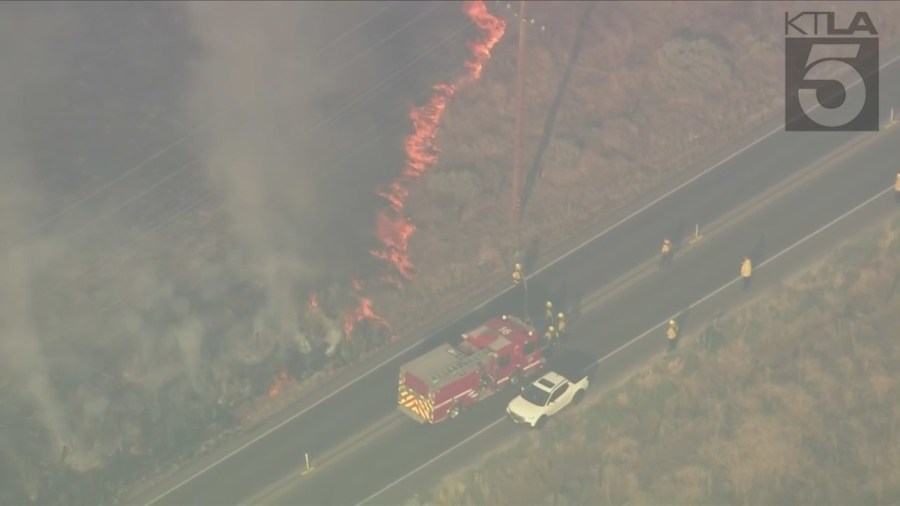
[0,2,474,503]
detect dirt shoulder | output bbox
[417,213,900,505]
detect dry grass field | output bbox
[415,213,900,506]
[376,1,900,336]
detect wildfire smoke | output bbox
[269,1,503,398]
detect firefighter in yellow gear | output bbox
[666,319,679,351]
[894,173,900,203]
[512,262,524,285]
[557,312,566,336]
[740,256,753,290]
[545,325,557,342]
[660,238,673,268]
[545,300,554,322]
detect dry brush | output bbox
[420,214,900,505]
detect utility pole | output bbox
[512,1,529,322]
[512,0,527,237]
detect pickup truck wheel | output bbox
[448,403,460,419]
[533,415,547,429]
[573,390,585,405]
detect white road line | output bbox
[144,51,900,506]
[243,413,406,506]
[477,50,900,308]
[358,185,894,506]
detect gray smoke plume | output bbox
[0,2,468,502]
[181,2,382,357]
[0,172,76,473]
[183,3,332,356]
[180,1,465,361]
[0,3,84,486]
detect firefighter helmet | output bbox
[558,312,565,319]
[546,301,553,309]
[669,320,676,326]
[514,262,522,271]
[548,325,555,332]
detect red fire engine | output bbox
[397,314,554,424]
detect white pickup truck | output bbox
[506,369,589,429]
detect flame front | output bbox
[343,279,395,341]
[306,293,319,315]
[268,2,504,398]
[268,369,289,398]
[371,0,506,283]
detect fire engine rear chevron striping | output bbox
[398,385,434,423]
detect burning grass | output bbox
[413,214,900,505]
[371,0,506,286]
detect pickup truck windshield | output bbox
[520,384,551,406]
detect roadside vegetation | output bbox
[413,213,900,506]
[383,1,900,335]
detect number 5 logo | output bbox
[797,43,867,128]
[785,37,879,132]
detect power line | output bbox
[13,1,401,248]
[512,1,527,235]
[49,3,461,254]
[35,12,480,311]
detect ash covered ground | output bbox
[0,2,475,503]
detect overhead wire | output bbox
[13,1,401,248]
[35,6,485,312]
[24,2,454,261]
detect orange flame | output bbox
[371,0,506,282]
[343,297,393,338]
[268,369,290,398]
[264,3,502,400]
[342,279,395,340]
[306,293,319,315]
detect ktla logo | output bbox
[785,11,879,132]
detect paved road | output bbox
[330,134,900,506]
[259,107,900,506]
[143,54,900,506]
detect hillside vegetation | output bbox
[416,213,900,506]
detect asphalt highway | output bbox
[142,53,900,506]
[260,119,900,506]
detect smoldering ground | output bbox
[179,1,468,355]
[0,1,471,504]
[181,1,467,283]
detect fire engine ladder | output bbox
[430,348,495,387]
